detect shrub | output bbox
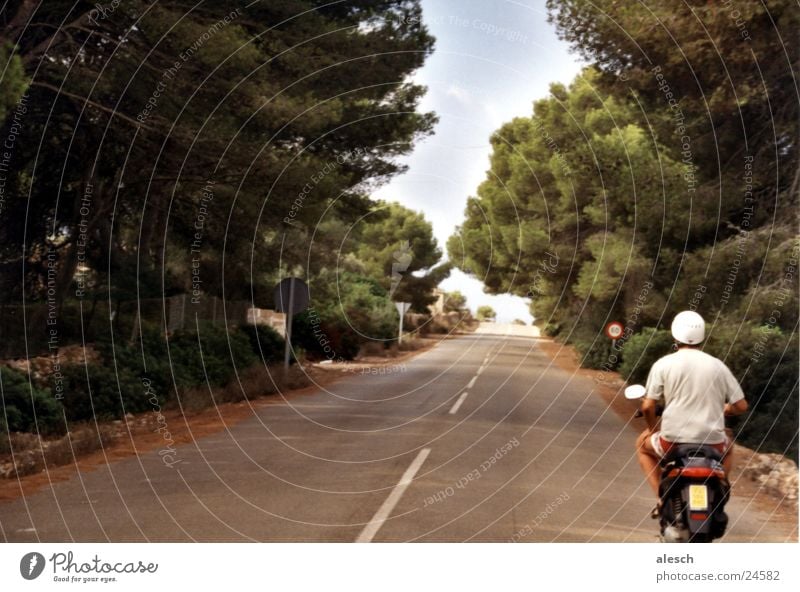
[294,313,362,360]
[93,324,172,401]
[704,322,798,460]
[542,322,561,338]
[240,324,285,363]
[61,362,150,422]
[617,328,674,384]
[167,323,257,388]
[63,323,258,421]
[570,332,618,370]
[0,366,66,436]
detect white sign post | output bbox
[395,302,412,344]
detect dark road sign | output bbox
[274,277,310,315]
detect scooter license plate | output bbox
[689,484,708,510]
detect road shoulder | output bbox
[536,336,798,542]
[0,334,453,504]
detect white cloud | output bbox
[445,84,473,105]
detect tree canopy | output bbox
[450,1,798,457]
[0,1,442,352]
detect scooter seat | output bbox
[662,443,723,465]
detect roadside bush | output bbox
[294,313,361,360]
[541,322,561,338]
[168,323,257,387]
[617,328,674,384]
[70,323,258,420]
[570,332,617,370]
[240,324,285,363]
[61,362,150,422]
[0,366,66,437]
[93,324,172,400]
[705,322,798,461]
[430,321,450,334]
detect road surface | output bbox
[0,325,791,542]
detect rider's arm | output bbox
[725,399,748,416]
[641,397,660,432]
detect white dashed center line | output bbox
[356,448,431,543]
[448,391,470,415]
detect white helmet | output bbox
[671,310,705,345]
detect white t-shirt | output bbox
[645,348,745,444]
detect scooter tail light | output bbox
[667,467,725,479]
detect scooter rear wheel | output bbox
[688,532,712,543]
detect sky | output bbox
[374,0,584,323]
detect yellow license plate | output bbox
[689,484,708,510]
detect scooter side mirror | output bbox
[624,384,647,400]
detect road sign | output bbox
[274,277,310,373]
[274,277,309,315]
[395,302,411,343]
[605,321,624,340]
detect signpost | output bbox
[395,302,411,344]
[605,321,624,350]
[605,321,623,340]
[274,277,310,373]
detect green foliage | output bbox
[618,328,674,384]
[0,42,28,123]
[167,324,257,388]
[546,0,799,204]
[444,291,467,312]
[240,325,285,364]
[570,330,619,371]
[347,201,450,313]
[0,367,65,436]
[2,1,438,323]
[449,2,798,457]
[294,312,363,361]
[61,362,148,422]
[704,323,798,460]
[476,306,496,321]
[293,272,398,360]
[448,68,686,337]
[62,323,259,422]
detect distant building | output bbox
[247,308,287,337]
[428,289,445,316]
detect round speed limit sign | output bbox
[605,322,624,340]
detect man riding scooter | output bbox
[635,311,749,507]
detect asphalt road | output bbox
[0,325,790,542]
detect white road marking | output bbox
[476,365,485,375]
[448,391,469,415]
[356,448,431,543]
[467,376,477,389]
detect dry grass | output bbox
[399,335,429,351]
[0,424,118,479]
[358,341,390,357]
